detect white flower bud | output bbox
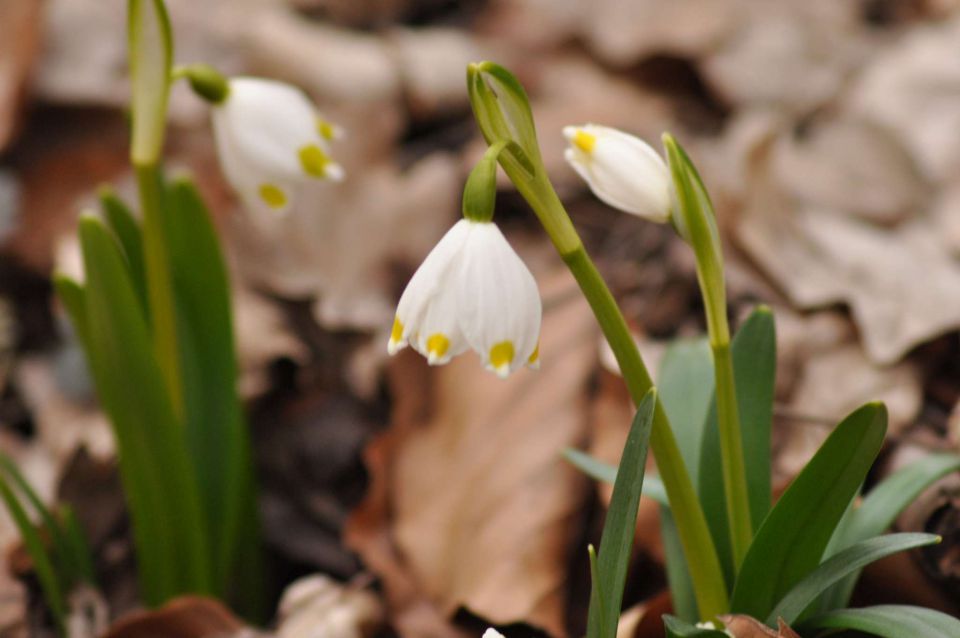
[211,77,344,214]
[563,124,673,223]
[388,219,541,378]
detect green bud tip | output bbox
[179,63,230,104]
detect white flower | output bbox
[211,77,344,214]
[481,630,506,638]
[388,219,541,378]
[563,123,673,223]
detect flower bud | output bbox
[563,124,673,223]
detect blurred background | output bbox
[3,0,960,636]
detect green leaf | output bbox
[59,505,96,584]
[659,338,714,484]
[768,533,939,625]
[0,474,66,632]
[99,187,148,312]
[77,214,210,602]
[586,389,656,638]
[730,402,887,620]
[661,507,699,622]
[804,605,960,638]
[164,177,261,610]
[587,545,609,638]
[0,453,95,587]
[698,307,776,583]
[820,453,960,610]
[663,616,728,637]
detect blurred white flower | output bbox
[388,219,541,378]
[481,630,506,638]
[211,77,344,214]
[563,124,672,223]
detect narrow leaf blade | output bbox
[805,605,960,638]
[730,402,887,619]
[769,533,940,625]
[586,389,657,638]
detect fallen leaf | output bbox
[846,14,960,182]
[736,121,960,365]
[0,0,43,151]
[347,267,597,637]
[702,2,868,114]
[103,596,247,638]
[719,614,800,638]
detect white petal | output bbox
[563,124,672,222]
[455,222,541,377]
[212,108,297,214]
[482,630,506,638]
[217,77,330,181]
[390,220,472,354]
[412,283,469,365]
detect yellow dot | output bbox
[489,341,515,371]
[317,118,336,141]
[426,333,450,359]
[573,130,596,154]
[298,144,332,178]
[259,183,287,209]
[527,343,539,364]
[390,316,404,343]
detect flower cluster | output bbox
[388,219,541,378]
[210,77,344,214]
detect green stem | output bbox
[713,340,752,568]
[534,180,729,618]
[135,162,184,419]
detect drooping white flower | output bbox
[211,77,344,214]
[388,219,541,378]
[563,123,673,223]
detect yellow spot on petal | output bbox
[426,333,450,361]
[390,316,404,343]
[259,183,287,209]
[573,130,596,154]
[298,144,334,178]
[489,341,515,372]
[527,343,540,364]
[317,118,337,141]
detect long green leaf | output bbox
[164,177,261,614]
[77,214,211,601]
[820,453,960,610]
[768,533,939,625]
[730,402,887,619]
[0,454,75,577]
[586,390,656,638]
[99,187,148,312]
[698,307,776,583]
[0,476,66,632]
[659,338,714,484]
[805,605,960,638]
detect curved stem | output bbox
[534,180,729,618]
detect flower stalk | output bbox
[129,0,184,418]
[663,134,753,570]
[467,61,729,618]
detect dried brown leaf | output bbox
[719,615,800,638]
[347,268,597,637]
[103,596,246,638]
[0,0,42,151]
